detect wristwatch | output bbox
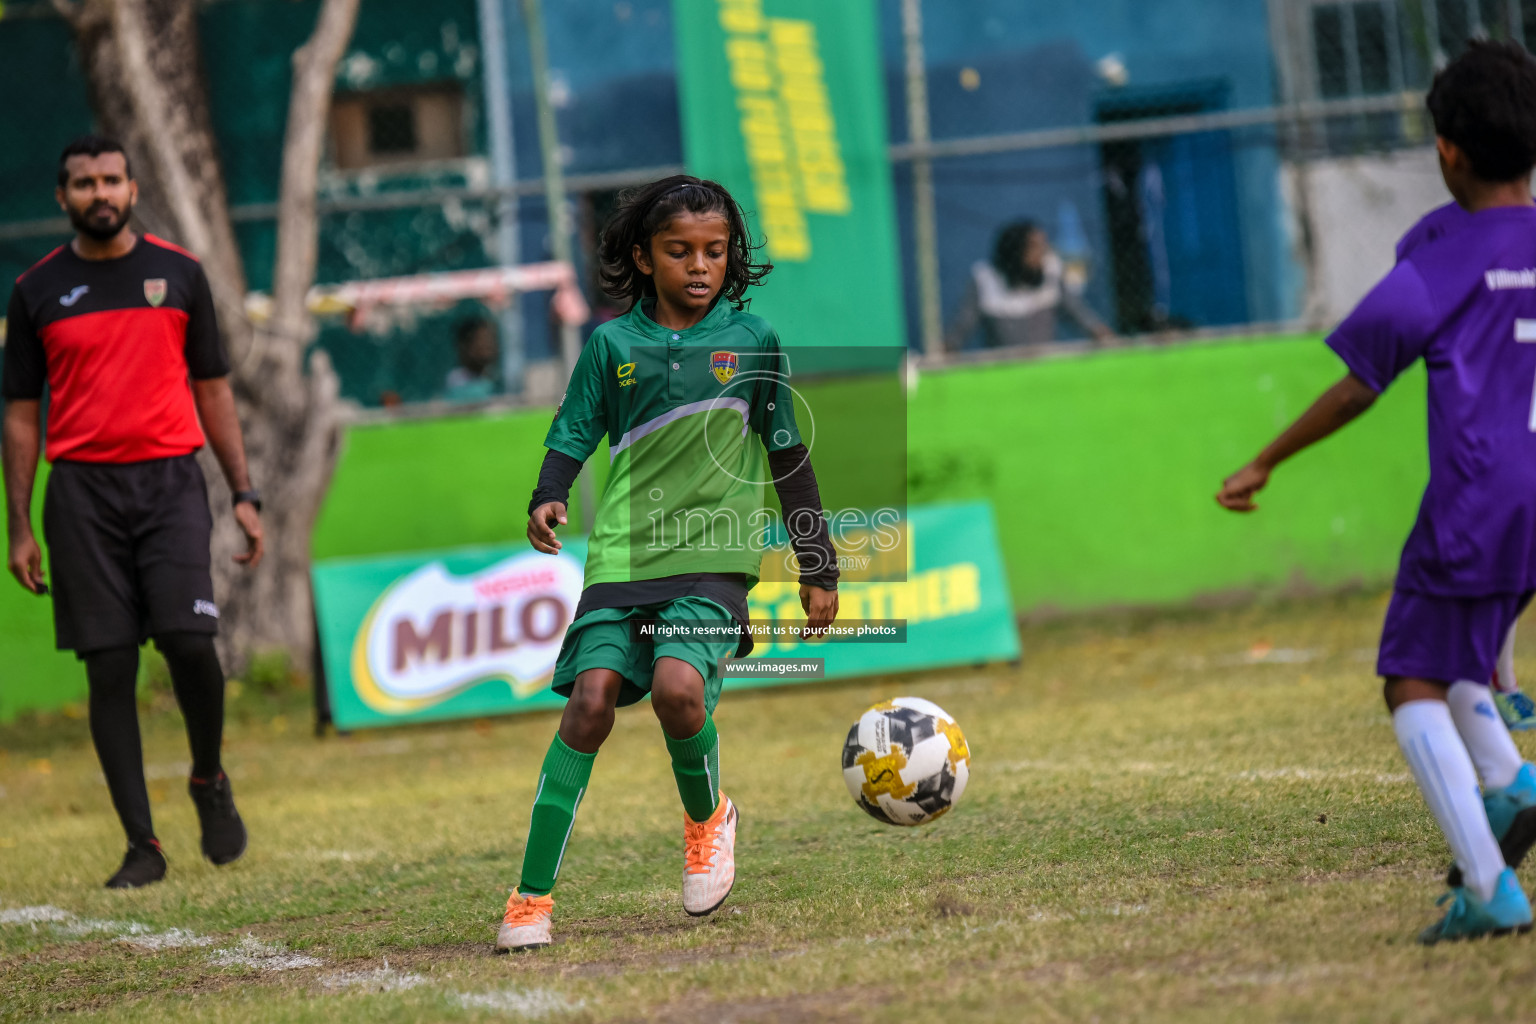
[232,489,263,512]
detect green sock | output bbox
[518,734,596,896]
[665,717,720,823]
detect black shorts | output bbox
[43,454,219,654]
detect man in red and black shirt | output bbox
[2,136,264,889]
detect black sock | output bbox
[84,646,155,846]
[153,632,226,781]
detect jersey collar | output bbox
[628,294,730,342]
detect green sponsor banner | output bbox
[672,0,905,349]
[311,503,1017,731]
[743,502,1019,679]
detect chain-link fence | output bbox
[1,0,1532,413]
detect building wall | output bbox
[1285,147,1449,327]
[1,0,1305,402]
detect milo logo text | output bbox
[352,553,584,714]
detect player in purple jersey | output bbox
[1396,199,1536,731]
[1218,41,1536,943]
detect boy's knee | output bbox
[568,670,621,720]
[1383,675,1450,711]
[650,666,704,717]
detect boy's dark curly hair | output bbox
[1427,39,1536,183]
[598,175,772,310]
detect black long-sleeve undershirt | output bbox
[526,443,838,589]
[767,444,838,590]
[527,449,582,517]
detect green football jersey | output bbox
[546,299,801,587]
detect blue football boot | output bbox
[1495,690,1536,732]
[1448,763,1536,887]
[1419,867,1532,945]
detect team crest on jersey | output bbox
[143,279,167,307]
[711,351,738,385]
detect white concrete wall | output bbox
[1284,147,1448,327]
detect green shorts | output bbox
[551,596,738,713]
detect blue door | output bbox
[1096,80,1249,332]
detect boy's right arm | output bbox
[1216,261,1432,513]
[1216,373,1377,511]
[527,448,583,553]
[529,337,606,552]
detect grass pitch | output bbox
[4,589,1536,1023]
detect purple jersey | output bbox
[1328,205,1536,597]
[1395,202,1471,263]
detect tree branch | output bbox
[109,0,214,256]
[269,0,361,367]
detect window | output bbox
[329,85,466,171]
[1311,1,1408,99]
[1426,0,1535,58]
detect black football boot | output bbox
[188,772,248,865]
[105,840,167,889]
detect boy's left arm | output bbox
[767,444,839,634]
[753,337,838,633]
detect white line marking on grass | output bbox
[456,988,584,1016]
[0,906,73,924]
[1215,647,1323,666]
[303,850,375,862]
[320,966,428,992]
[119,928,214,951]
[210,936,324,971]
[2,906,214,949]
[55,918,147,938]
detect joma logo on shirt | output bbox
[58,285,89,307]
[193,600,220,618]
[1485,268,1536,291]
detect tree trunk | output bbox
[54,0,361,674]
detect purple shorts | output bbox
[1377,589,1534,684]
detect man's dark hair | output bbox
[1426,39,1536,182]
[597,174,771,310]
[57,135,132,187]
[991,220,1043,289]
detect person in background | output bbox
[443,316,499,402]
[945,219,1115,351]
[3,135,262,888]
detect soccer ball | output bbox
[841,697,970,826]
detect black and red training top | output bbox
[2,234,229,464]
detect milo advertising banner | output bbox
[312,503,1018,731]
[671,0,905,349]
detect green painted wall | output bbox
[0,334,1427,719]
[908,336,1424,610]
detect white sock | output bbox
[1448,681,1523,789]
[1494,623,1518,693]
[1393,699,1506,902]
